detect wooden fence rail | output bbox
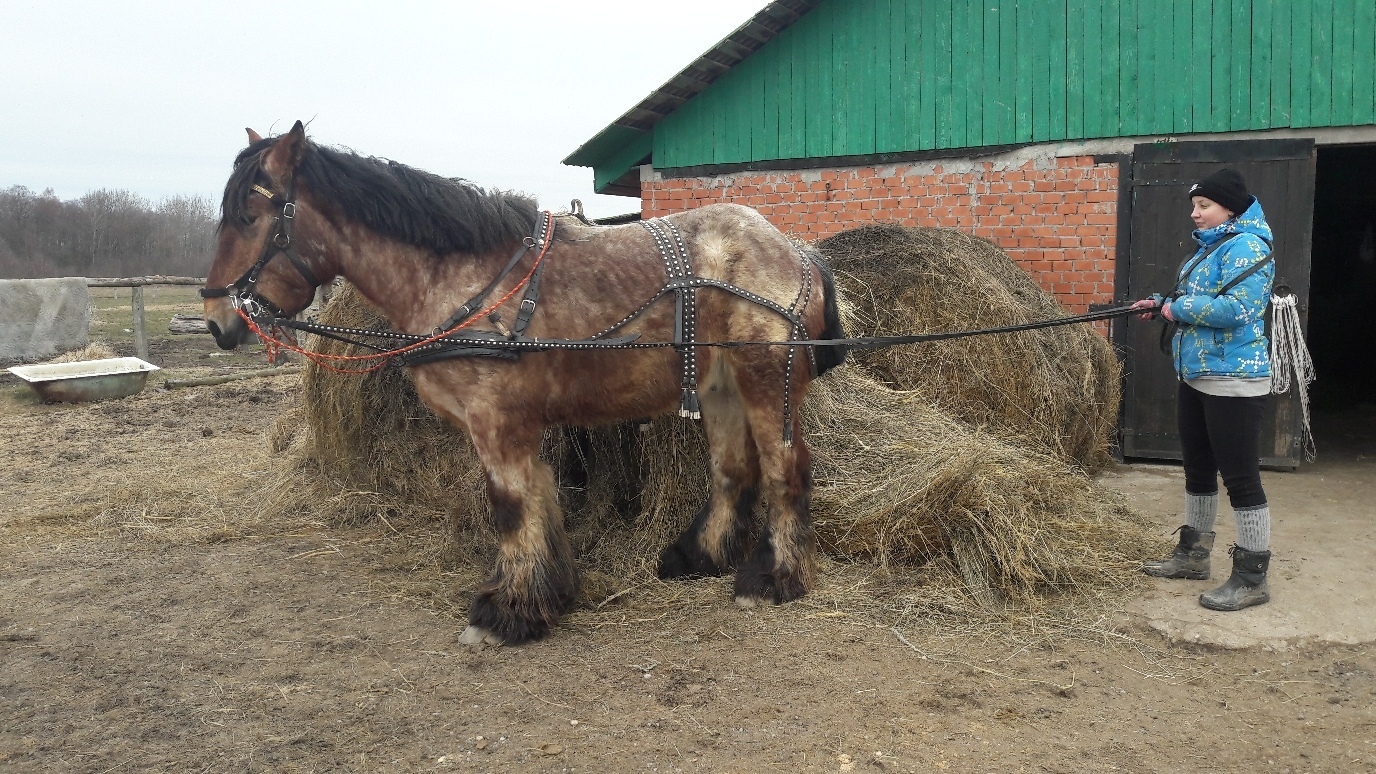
[85,276,207,360]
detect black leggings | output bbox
[1177,382,1268,509]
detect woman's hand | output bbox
[1130,296,1161,320]
[1161,301,1175,322]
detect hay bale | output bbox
[268,276,1152,607]
[816,225,1121,470]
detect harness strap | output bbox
[641,218,702,419]
[510,242,549,338]
[436,212,552,334]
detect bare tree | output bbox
[0,185,217,278]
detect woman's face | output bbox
[1191,196,1234,230]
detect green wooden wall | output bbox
[649,0,1376,170]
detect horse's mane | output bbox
[220,137,540,255]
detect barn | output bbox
[564,0,1376,468]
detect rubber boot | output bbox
[1199,546,1270,611]
[1142,525,1214,579]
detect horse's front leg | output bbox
[459,420,578,646]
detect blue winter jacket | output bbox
[1167,197,1275,379]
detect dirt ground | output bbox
[2,293,1374,773]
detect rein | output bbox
[267,298,1142,356]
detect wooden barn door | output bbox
[1120,139,1316,468]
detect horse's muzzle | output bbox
[206,315,251,350]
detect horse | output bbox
[202,121,846,645]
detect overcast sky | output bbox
[0,1,757,218]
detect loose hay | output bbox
[269,228,1154,614]
[42,342,120,363]
[817,225,1121,470]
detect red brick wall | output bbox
[642,156,1120,314]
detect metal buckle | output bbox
[282,202,296,219]
[519,299,537,313]
[274,233,291,248]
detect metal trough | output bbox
[7,357,160,403]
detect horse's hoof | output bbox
[734,595,763,609]
[458,625,503,646]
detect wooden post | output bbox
[131,285,148,361]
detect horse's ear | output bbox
[246,127,263,144]
[261,120,307,185]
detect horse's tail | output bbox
[808,249,848,377]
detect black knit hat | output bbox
[1187,168,1252,216]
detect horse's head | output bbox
[203,121,329,349]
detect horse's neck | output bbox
[333,233,440,332]
[333,231,508,334]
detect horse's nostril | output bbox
[206,320,222,338]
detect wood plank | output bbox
[1270,0,1293,126]
[1190,0,1210,133]
[884,0,910,152]
[789,17,810,158]
[1015,0,1033,141]
[999,0,1018,143]
[1311,0,1334,125]
[984,2,1004,143]
[920,0,939,149]
[1252,0,1274,129]
[935,0,954,148]
[775,25,797,159]
[949,0,970,147]
[1355,0,1376,124]
[1231,0,1251,130]
[1101,0,1121,135]
[1118,0,1139,135]
[723,65,748,163]
[806,2,833,157]
[874,0,896,152]
[832,0,852,154]
[754,49,777,161]
[1292,0,1313,125]
[1170,0,1190,132]
[964,0,985,147]
[1083,0,1102,138]
[855,0,878,155]
[1067,0,1085,139]
[1210,0,1232,131]
[1030,0,1049,141]
[1048,0,1068,141]
[1330,0,1355,125]
[1136,0,1155,136]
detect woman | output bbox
[1131,168,1276,612]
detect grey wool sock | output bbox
[1235,505,1271,552]
[1184,492,1219,533]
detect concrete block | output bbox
[0,278,91,362]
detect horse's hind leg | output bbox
[658,358,760,579]
[732,362,817,607]
[458,418,578,646]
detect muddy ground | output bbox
[2,289,1374,773]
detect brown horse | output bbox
[203,121,845,645]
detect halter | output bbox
[199,181,322,322]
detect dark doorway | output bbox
[1307,144,1376,457]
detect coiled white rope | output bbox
[1270,293,1317,460]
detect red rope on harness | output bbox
[237,217,556,375]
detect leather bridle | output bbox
[199,181,321,322]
